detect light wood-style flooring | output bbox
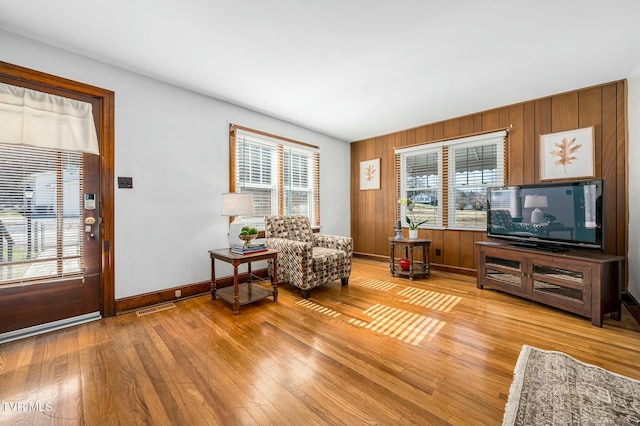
[1,258,639,425]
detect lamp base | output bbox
[228,218,245,247]
[530,208,545,224]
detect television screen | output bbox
[487,179,603,250]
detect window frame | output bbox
[229,124,320,228]
[396,130,507,231]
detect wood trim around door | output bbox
[0,61,116,317]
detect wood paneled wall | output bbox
[350,80,628,280]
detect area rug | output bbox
[503,345,640,426]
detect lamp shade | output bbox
[221,193,254,217]
[523,195,548,209]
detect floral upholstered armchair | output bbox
[264,215,353,299]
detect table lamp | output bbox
[222,192,254,247]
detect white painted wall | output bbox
[0,30,351,299]
[627,61,640,301]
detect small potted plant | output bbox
[398,198,428,238]
[239,226,258,247]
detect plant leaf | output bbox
[550,137,582,173]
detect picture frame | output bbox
[360,158,380,190]
[539,126,595,181]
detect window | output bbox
[397,130,506,230]
[0,144,84,283]
[399,147,442,227]
[230,125,320,228]
[283,148,314,217]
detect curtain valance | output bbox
[0,82,99,155]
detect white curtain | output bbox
[0,82,99,155]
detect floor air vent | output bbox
[136,303,177,317]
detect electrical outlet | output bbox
[435,248,441,256]
[175,290,181,298]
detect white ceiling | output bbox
[2,0,640,142]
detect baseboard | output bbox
[622,292,640,325]
[115,268,270,314]
[353,252,387,262]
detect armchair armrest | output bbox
[266,237,312,256]
[313,234,354,257]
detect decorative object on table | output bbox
[399,258,410,271]
[398,197,427,238]
[395,219,403,239]
[230,241,268,255]
[503,345,640,426]
[238,225,258,247]
[523,194,548,224]
[360,158,380,190]
[222,192,254,247]
[539,126,594,181]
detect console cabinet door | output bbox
[478,246,526,295]
[526,256,591,317]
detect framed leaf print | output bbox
[360,158,380,190]
[539,126,595,181]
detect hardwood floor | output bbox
[1,257,639,425]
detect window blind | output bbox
[0,143,84,285]
[448,133,505,229]
[399,147,443,228]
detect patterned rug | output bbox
[503,345,640,425]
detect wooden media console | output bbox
[475,241,624,327]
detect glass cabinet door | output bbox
[485,256,522,288]
[531,263,585,303]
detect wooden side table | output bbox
[208,248,278,314]
[388,237,431,280]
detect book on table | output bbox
[230,243,268,255]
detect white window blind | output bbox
[283,147,314,217]
[448,132,505,229]
[398,147,443,228]
[0,82,99,155]
[236,135,277,225]
[395,130,506,230]
[0,143,84,284]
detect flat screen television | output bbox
[487,179,604,251]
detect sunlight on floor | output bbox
[396,287,462,312]
[348,304,445,346]
[294,278,464,345]
[295,299,340,317]
[350,277,398,292]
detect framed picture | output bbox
[360,158,380,190]
[539,126,595,181]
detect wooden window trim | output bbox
[229,124,320,227]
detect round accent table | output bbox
[388,236,431,280]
